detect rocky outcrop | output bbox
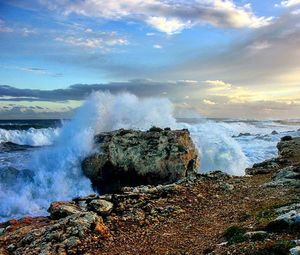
[277,137,300,164]
[82,128,200,193]
[263,165,300,187]
[246,136,300,175]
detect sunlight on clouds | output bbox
[37,0,273,34]
[203,99,216,105]
[147,16,190,35]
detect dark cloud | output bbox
[0,106,74,119]
[0,80,192,102]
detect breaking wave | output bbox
[1,92,277,221]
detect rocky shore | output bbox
[0,129,299,255]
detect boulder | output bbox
[48,201,83,219]
[82,128,200,193]
[277,137,300,164]
[87,199,114,216]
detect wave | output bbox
[0,128,60,147]
[0,92,177,221]
[2,92,274,221]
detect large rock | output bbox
[82,128,200,193]
[277,137,300,164]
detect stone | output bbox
[244,231,268,240]
[290,246,300,255]
[277,137,300,164]
[266,209,300,233]
[48,201,83,219]
[88,199,114,216]
[82,128,200,193]
[199,171,231,180]
[263,165,300,187]
[12,212,109,254]
[245,159,280,175]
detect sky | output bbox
[0,0,300,119]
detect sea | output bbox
[1,91,300,222]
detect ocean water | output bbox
[0,92,299,222]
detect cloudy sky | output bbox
[0,0,300,119]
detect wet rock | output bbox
[271,130,278,135]
[88,199,114,216]
[82,128,200,193]
[48,201,84,219]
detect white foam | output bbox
[0,92,177,221]
[0,128,59,146]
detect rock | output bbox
[244,231,268,240]
[263,165,300,187]
[271,130,278,135]
[199,171,231,180]
[290,246,300,255]
[82,128,200,193]
[266,209,300,233]
[11,212,109,254]
[245,159,280,175]
[48,201,83,219]
[281,135,293,141]
[88,199,114,216]
[293,240,300,245]
[277,137,300,164]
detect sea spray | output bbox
[0,92,257,221]
[178,121,248,176]
[0,92,177,221]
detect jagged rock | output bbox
[245,159,281,175]
[246,136,300,175]
[48,201,84,219]
[263,165,300,187]
[277,137,300,164]
[82,128,200,193]
[266,209,300,233]
[88,199,114,216]
[10,212,109,254]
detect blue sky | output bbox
[0,0,300,119]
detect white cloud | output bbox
[55,33,128,49]
[147,16,190,35]
[153,44,162,49]
[205,80,232,91]
[276,0,300,7]
[38,0,273,34]
[203,99,216,105]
